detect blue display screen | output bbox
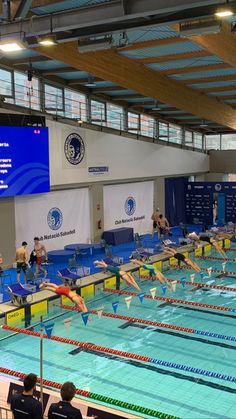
[0,126,50,197]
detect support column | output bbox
[89,183,104,243]
[0,197,16,265]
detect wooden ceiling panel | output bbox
[139,50,211,64]
[160,63,230,76]
[180,73,236,85]
[36,42,236,130]
[188,23,236,69]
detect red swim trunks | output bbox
[55,286,71,297]
[36,256,42,266]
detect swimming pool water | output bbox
[1,249,236,418]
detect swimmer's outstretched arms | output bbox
[40,282,88,312]
[94,260,141,291]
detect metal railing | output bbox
[0,406,12,418]
[0,69,206,151]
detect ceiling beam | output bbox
[0,0,225,38]
[199,85,236,93]
[138,50,211,64]
[113,94,145,100]
[31,0,65,8]
[118,36,186,52]
[35,42,236,130]
[91,86,123,92]
[68,77,103,86]
[213,95,236,100]
[126,101,156,107]
[187,23,236,69]
[12,56,50,65]
[161,63,230,76]
[41,67,77,75]
[14,0,33,19]
[181,73,236,85]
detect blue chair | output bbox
[103,257,120,267]
[0,267,11,290]
[8,283,34,306]
[58,268,81,288]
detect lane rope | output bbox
[140,276,236,292]
[2,325,236,385]
[196,255,236,262]
[0,366,177,419]
[103,288,236,313]
[172,265,236,276]
[61,304,236,342]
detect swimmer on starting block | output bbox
[163,247,201,272]
[39,282,88,312]
[94,260,141,291]
[131,259,173,289]
[188,232,227,259]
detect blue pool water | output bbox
[1,249,236,418]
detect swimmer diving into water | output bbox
[188,232,227,259]
[39,282,88,312]
[131,258,173,289]
[94,260,141,291]
[163,247,201,272]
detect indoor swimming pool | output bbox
[1,248,236,418]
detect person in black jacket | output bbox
[48,381,83,419]
[10,373,43,419]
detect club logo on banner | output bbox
[47,207,63,230]
[125,196,136,216]
[64,133,85,165]
[215,184,222,192]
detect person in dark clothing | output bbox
[10,373,43,419]
[48,381,83,419]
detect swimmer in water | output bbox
[94,260,141,291]
[39,282,88,312]
[163,247,201,272]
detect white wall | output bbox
[48,120,209,187]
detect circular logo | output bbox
[125,196,136,216]
[64,133,85,165]
[215,184,222,192]
[47,207,63,230]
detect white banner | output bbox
[15,188,91,251]
[103,181,154,233]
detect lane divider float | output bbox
[0,366,177,419]
[61,304,236,343]
[103,288,236,314]
[172,265,236,275]
[140,276,236,292]
[2,326,236,385]
[196,255,236,262]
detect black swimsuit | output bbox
[199,236,211,244]
[174,253,186,262]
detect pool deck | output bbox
[0,243,195,316]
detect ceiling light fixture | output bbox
[38,35,57,46]
[78,35,113,53]
[0,40,26,52]
[215,9,233,17]
[85,75,96,88]
[151,101,161,111]
[200,120,208,128]
[215,1,234,18]
[38,14,57,46]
